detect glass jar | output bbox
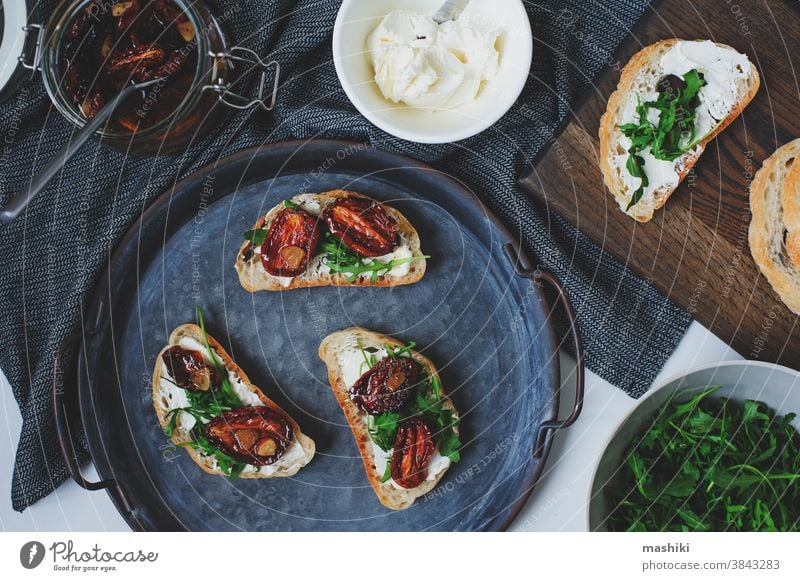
[22,0,277,155]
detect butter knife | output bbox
[433,0,470,23]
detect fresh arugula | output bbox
[619,69,707,210]
[369,412,401,452]
[321,232,428,283]
[357,339,378,371]
[384,341,417,358]
[607,386,800,532]
[243,228,267,246]
[364,344,462,464]
[196,307,242,408]
[380,460,393,483]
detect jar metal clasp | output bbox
[204,47,280,112]
[19,24,45,71]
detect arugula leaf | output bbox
[606,385,800,532]
[363,354,461,465]
[619,69,707,209]
[380,460,393,483]
[356,339,377,371]
[321,232,428,283]
[196,307,242,408]
[384,341,417,358]
[369,412,400,452]
[243,228,267,246]
[180,425,246,479]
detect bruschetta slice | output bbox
[153,312,315,478]
[319,327,460,510]
[236,190,427,291]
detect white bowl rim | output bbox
[584,359,800,531]
[331,0,533,144]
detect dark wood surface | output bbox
[519,0,800,368]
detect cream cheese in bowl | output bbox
[332,0,532,143]
[367,10,500,109]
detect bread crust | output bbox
[152,323,315,478]
[748,139,800,315]
[782,151,800,266]
[318,327,458,510]
[599,39,760,222]
[235,190,426,291]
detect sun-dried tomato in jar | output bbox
[59,0,198,133]
[42,0,231,154]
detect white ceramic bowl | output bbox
[332,0,533,144]
[588,361,800,531]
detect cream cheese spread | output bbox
[367,10,500,109]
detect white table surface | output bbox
[0,321,740,532]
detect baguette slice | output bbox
[319,327,458,510]
[153,324,315,478]
[749,139,800,315]
[600,39,760,222]
[236,190,426,291]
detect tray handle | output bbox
[54,332,115,490]
[504,244,585,459]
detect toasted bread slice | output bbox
[600,39,760,222]
[749,139,800,315]
[235,190,426,291]
[319,327,458,510]
[153,324,315,478]
[782,145,800,268]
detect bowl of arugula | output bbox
[589,361,800,532]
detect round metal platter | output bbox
[76,140,561,531]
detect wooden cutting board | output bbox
[519,0,800,369]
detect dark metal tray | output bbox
[55,141,583,531]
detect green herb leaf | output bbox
[243,229,267,246]
[384,341,417,358]
[369,412,400,452]
[363,353,460,464]
[606,385,800,532]
[356,339,377,371]
[321,232,428,283]
[196,307,242,409]
[619,69,708,210]
[283,199,300,209]
[380,459,393,483]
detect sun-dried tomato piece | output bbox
[205,406,294,465]
[133,48,188,81]
[391,418,435,489]
[113,0,141,33]
[350,356,421,414]
[161,345,220,392]
[65,7,93,42]
[261,207,321,277]
[80,89,105,119]
[322,197,399,257]
[106,45,165,75]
